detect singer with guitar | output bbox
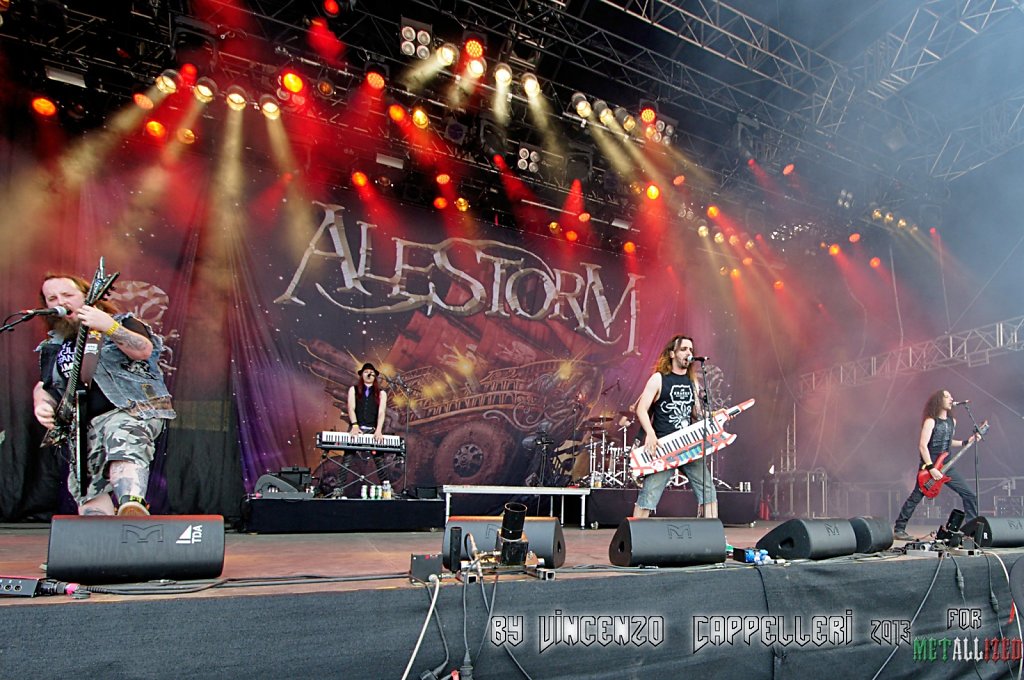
[893,389,979,541]
[632,334,720,519]
[32,272,175,516]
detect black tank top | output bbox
[650,373,696,438]
[928,417,954,456]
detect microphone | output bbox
[691,356,709,362]
[952,400,970,407]
[20,306,69,317]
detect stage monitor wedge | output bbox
[848,516,894,554]
[608,517,726,567]
[756,518,857,560]
[963,516,1024,548]
[47,515,225,584]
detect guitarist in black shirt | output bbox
[33,272,175,516]
[893,389,979,541]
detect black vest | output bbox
[650,372,696,438]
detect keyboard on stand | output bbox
[316,431,406,455]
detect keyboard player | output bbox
[632,334,718,519]
[341,362,390,492]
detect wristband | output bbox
[104,321,121,337]
[924,463,934,471]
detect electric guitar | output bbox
[916,421,990,499]
[40,259,119,494]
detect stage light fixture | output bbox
[433,197,448,209]
[315,77,335,97]
[478,113,506,158]
[133,93,155,110]
[516,144,542,174]
[145,120,167,139]
[521,73,541,98]
[645,183,660,200]
[639,100,657,125]
[548,220,560,234]
[578,211,591,223]
[707,205,720,219]
[455,197,470,212]
[871,207,883,221]
[463,33,485,59]
[782,163,795,176]
[400,18,433,60]
[614,107,636,132]
[591,100,612,126]
[387,103,406,122]
[443,117,468,145]
[897,217,908,229]
[435,173,451,186]
[467,57,486,78]
[437,42,458,67]
[280,69,305,94]
[869,257,881,268]
[773,280,784,290]
[745,239,755,250]
[829,243,841,256]
[155,69,181,94]
[351,171,369,187]
[323,0,340,17]
[837,189,854,209]
[176,128,197,145]
[672,174,686,186]
[848,232,861,243]
[259,94,281,120]
[713,232,725,244]
[225,86,249,111]
[697,224,709,238]
[571,92,591,118]
[193,77,218,104]
[493,63,513,87]
[411,105,430,129]
[365,63,387,91]
[31,96,57,117]
[565,229,579,242]
[623,241,637,254]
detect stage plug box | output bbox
[1,576,41,597]
[410,554,443,584]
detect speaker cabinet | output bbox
[608,518,726,567]
[756,518,857,560]
[47,515,225,584]
[963,516,1024,548]
[442,516,565,569]
[848,516,894,554]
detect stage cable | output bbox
[401,574,443,680]
[981,551,1023,680]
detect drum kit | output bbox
[557,412,690,489]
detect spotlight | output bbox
[455,197,470,212]
[645,183,660,200]
[315,78,335,97]
[365,63,387,91]
[155,69,181,94]
[193,77,218,104]
[706,205,720,219]
[516,144,542,174]
[351,171,369,187]
[782,163,795,176]
[548,221,560,234]
[133,93,154,110]
[145,120,167,139]
[696,224,709,238]
[463,32,485,59]
[638,100,657,125]
[623,240,637,255]
[614,107,636,132]
[713,232,725,244]
[848,233,861,243]
[225,85,249,111]
[400,18,433,60]
[565,229,579,242]
[259,94,281,120]
[828,244,841,256]
[176,128,197,144]
[31,96,57,117]
[437,42,458,67]
[467,57,486,78]
[323,0,340,17]
[411,105,429,129]
[521,73,541,98]
[433,196,448,209]
[387,103,406,122]
[493,63,513,87]
[593,100,614,127]
[435,173,451,186]
[869,257,881,268]
[728,234,740,246]
[773,280,784,290]
[571,92,591,118]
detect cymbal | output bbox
[584,415,614,424]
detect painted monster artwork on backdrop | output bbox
[258,199,696,495]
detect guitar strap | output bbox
[80,329,104,387]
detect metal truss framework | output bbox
[595,0,1024,182]
[797,316,1024,397]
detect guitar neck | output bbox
[939,425,988,474]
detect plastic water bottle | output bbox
[382,480,392,500]
[360,485,368,499]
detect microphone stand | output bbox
[697,360,713,518]
[0,311,40,334]
[960,402,984,521]
[386,374,416,496]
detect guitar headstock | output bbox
[84,257,120,307]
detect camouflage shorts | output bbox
[67,409,165,503]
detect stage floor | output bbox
[0,519,944,604]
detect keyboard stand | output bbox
[316,450,405,497]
